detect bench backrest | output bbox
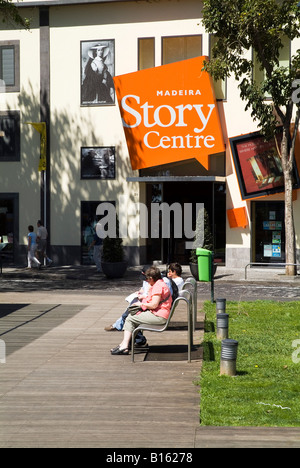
[167,289,192,323]
[182,277,197,330]
[131,289,193,363]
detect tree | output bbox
[190,208,213,263]
[202,0,300,275]
[0,1,30,30]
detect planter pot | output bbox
[189,262,217,281]
[101,261,128,279]
[189,262,199,281]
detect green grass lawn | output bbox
[199,300,300,427]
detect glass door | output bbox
[251,201,285,265]
[0,194,17,264]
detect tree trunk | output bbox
[281,129,297,276]
[284,171,296,275]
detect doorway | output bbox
[251,201,285,264]
[0,193,18,264]
[145,181,226,265]
[80,200,115,265]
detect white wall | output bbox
[0,9,41,245]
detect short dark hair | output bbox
[168,262,182,276]
[28,225,34,232]
[145,266,162,282]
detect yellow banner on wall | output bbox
[26,122,47,171]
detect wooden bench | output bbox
[131,289,193,363]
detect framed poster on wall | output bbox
[81,147,115,180]
[229,129,300,200]
[81,40,115,106]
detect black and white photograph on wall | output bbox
[81,147,116,180]
[81,40,115,106]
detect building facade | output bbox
[0,0,299,268]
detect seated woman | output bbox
[111,266,173,355]
[167,262,184,291]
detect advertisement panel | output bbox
[230,130,300,200]
[114,56,225,170]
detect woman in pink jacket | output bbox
[111,266,172,355]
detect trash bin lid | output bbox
[196,248,212,255]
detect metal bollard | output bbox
[216,298,226,314]
[216,313,229,340]
[220,339,238,376]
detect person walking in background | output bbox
[88,231,103,273]
[27,225,41,269]
[36,220,52,266]
[84,218,96,263]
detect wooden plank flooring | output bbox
[1,289,300,448]
[0,292,203,448]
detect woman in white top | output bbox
[167,262,184,291]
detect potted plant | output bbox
[189,208,215,281]
[101,217,128,279]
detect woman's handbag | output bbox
[127,303,143,315]
[128,293,171,316]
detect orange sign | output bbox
[114,56,225,170]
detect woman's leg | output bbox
[112,311,166,353]
[124,311,167,334]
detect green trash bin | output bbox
[196,248,212,282]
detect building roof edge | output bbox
[14,0,134,7]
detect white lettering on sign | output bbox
[144,132,215,149]
[157,89,202,97]
[120,94,216,150]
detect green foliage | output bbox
[202,0,300,138]
[0,1,30,30]
[190,208,213,263]
[102,236,124,263]
[102,215,125,263]
[203,0,300,272]
[199,300,300,427]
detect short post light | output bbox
[216,312,229,340]
[216,298,226,314]
[220,339,239,376]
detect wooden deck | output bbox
[0,291,203,448]
[1,289,300,448]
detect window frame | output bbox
[0,40,20,93]
[209,35,227,101]
[161,34,202,66]
[252,36,291,101]
[138,37,155,71]
[0,111,21,162]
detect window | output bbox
[138,38,155,70]
[253,36,291,99]
[0,111,20,161]
[0,41,20,93]
[81,201,115,265]
[81,146,116,180]
[162,35,202,65]
[209,35,227,100]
